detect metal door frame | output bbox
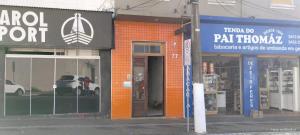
[132,56,148,117]
[132,56,165,117]
[131,41,165,117]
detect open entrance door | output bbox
[132,57,147,117]
[132,56,164,117]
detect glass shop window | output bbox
[208,0,236,5]
[271,0,295,9]
[133,42,164,56]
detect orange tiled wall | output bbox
[112,21,183,119]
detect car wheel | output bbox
[75,87,83,96]
[16,89,23,96]
[94,88,100,96]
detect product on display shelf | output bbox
[260,88,269,110]
[203,74,218,92]
[203,62,208,74]
[205,93,217,112]
[203,71,219,114]
[202,59,241,114]
[208,63,215,74]
[281,68,298,111]
[267,67,299,111]
[268,68,281,109]
[282,70,293,94]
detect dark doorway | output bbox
[132,56,164,117]
[147,56,164,116]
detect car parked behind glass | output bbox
[56,75,100,96]
[5,80,25,96]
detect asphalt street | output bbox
[0,115,299,135]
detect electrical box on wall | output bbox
[123,81,132,88]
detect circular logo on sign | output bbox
[61,13,94,45]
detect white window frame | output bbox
[271,0,295,10]
[208,0,237,6]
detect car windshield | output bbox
[78,77,84,81]
[6,80,14,85]
[60,75,74,80]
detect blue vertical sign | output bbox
[243,56,259,116]
[184,39,193,118]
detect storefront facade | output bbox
[0,6,113,116]
[184,16,300,117]
[112,17,184,119]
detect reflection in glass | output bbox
[205,93,217,111]
[133,67,145,100]
[78,59,100,113]
[258,58,299,110]
[5,58,30,115]
[5,57,101,115]
[133,45,161,54]
[134,45,145,53]
[55,59,77,113]
[31,58,54,114]
[258,58,299,88]
[149,46,160,53]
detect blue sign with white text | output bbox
[201,21,300,55]
[183,39,193,118]
[243,56,259,116]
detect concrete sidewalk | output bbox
[206,115,300,134]
[0,114,299,134]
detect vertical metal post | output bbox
[99,58,101,112]
[76,14,79,113]
[53,50,56,115]
[12,62,15,82]
[30,58,32,116]
[191,0,202,83]
[3,56,6,117]
[191,0,206,134]
[77,58,79,113]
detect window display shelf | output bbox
[269,90,279,93]
[282,90,293,94]
[282,70,294,95]
[260,88,269,109]
[267,67,299,111]
[202,58,240,114]
[268,68,281,109]
[281,69,297,110]
[234,90,240,112]
[203,74,219,92]
[203,74,219,114]
[205,92,218,115]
